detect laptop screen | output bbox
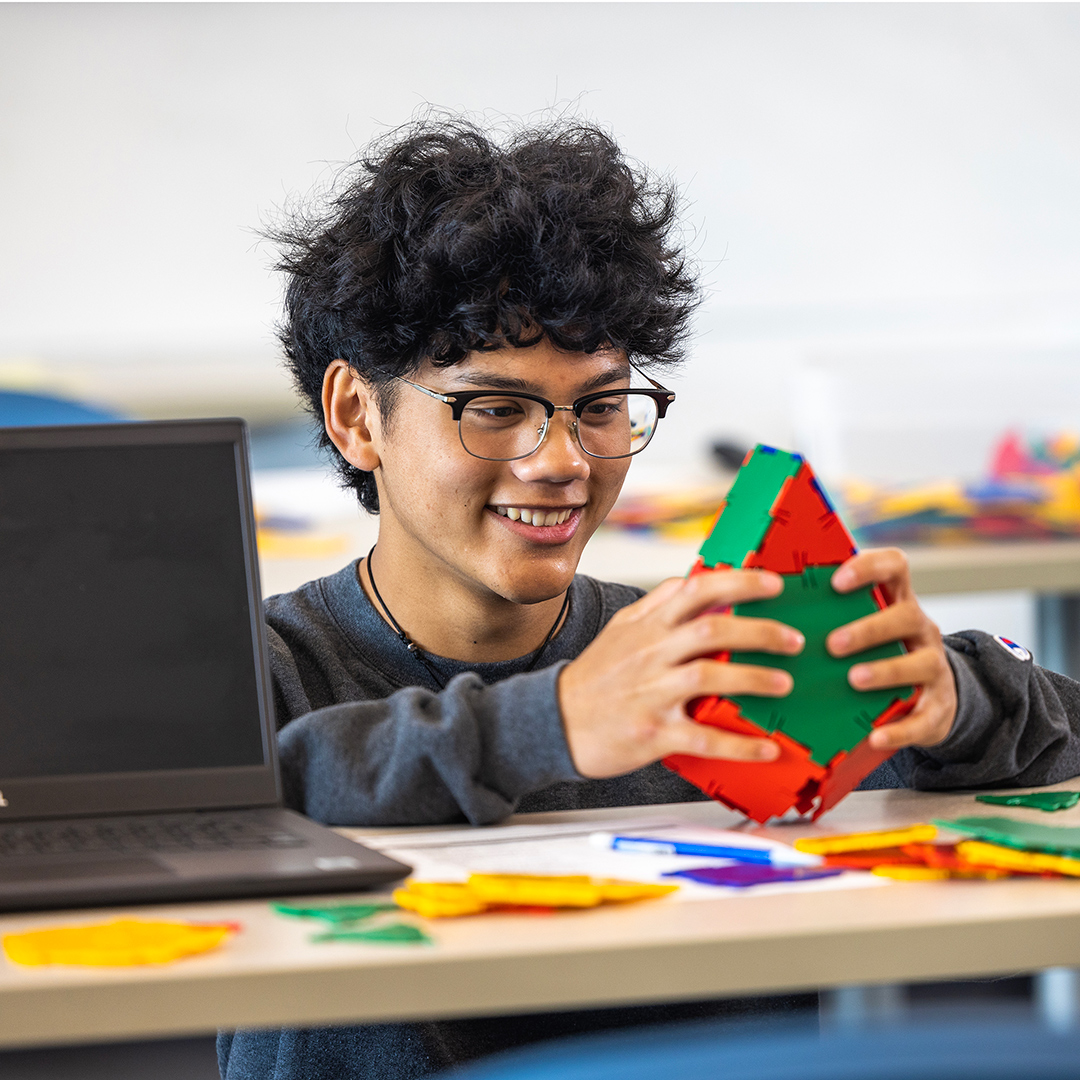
[0,433,268,786]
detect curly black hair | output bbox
[269,115,699,512]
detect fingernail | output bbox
[849,664,871,687]
[832,566,855,590]
[786,630,805,651]
[829,628,850,652]
[757,741,780,761]
[760,572,783,593]
[772,671,793,693]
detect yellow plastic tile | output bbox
[795,825,937,855]
[393,888,488,919]
[2,919,236,967]
[956,840,1080,878]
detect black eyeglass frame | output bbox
[393,373,677,461]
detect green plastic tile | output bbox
[698,445,803,568]
[975,792,1080,813]
[312,923,432,945]
[728,564,911,766]
[272,902,397,925]
[934,816,1080,857]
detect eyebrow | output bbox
[452,366,632,396]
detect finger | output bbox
[867,701,948,751]
[826,600,930,657]
[662,568,784,627]
[623,577,692,621]
[670,658,794,701]
[662,718,780,762]
[659,614,804,666]
[831,548,913,601]
[847,646,945,692]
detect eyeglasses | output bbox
[394,372,676,461]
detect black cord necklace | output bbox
[363,545,571,691]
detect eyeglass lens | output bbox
[458,392,660,461]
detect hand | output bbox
[826,548,958,751]
[558,569,805,778]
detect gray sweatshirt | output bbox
[271,562,1080,826]
[218,561,1080,1080]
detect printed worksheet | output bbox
[361,818,888,900]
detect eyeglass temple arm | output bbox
[629,361,675,398]
[393,376,454,404]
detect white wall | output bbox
[2,3,1079,461]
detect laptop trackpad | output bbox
[3,858,176,883]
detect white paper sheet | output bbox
[368,818,889,900]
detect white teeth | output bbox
[495,507,577,526]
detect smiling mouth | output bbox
[492,506,578,527]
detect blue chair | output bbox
[437,1014,1080,1080]
[0,390,122,427]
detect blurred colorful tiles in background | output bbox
[602,431,1080,547]
[844,431,1080,545]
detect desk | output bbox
[4,786,1080,1050]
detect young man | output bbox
[219,117,1080,1080]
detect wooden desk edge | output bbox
[2,903,1080,1050]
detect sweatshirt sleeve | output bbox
[891,630,1080,790]
[275,662,582,826]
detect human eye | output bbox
[579,395,627,424]
[462,396,529,426]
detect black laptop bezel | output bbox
[0,418,282,822]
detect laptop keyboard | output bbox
[0,812,310,857]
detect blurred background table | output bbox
[257,515,1080,680]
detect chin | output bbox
[493,563,579,606]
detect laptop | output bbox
[0,418,410,912]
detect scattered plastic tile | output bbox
[975,792,1080,812]
[956,840,1080,878]
[392,875,678,918]
[871,865,1013,882]
[822,846,925,870]
[312,923,432,945]
[664,865,843,888]
[271,902,397,924]
[2,919,237,967]
[934,816,1080,857]
[795,825,937,856]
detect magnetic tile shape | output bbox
[812,692,918,819]
[934,816,1080,858]
[728,565,914,766]
[664,865,843,888]
[671,445,919,822]
[745,464,857,573]
[975,791,1080,812]
[698,445,802,569]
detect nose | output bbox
[510,410,590,484]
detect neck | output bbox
[360,539,569,664]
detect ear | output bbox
[322,360,382,473]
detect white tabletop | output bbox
[3,785,1080,1049]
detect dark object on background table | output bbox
[710,439,750,472]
